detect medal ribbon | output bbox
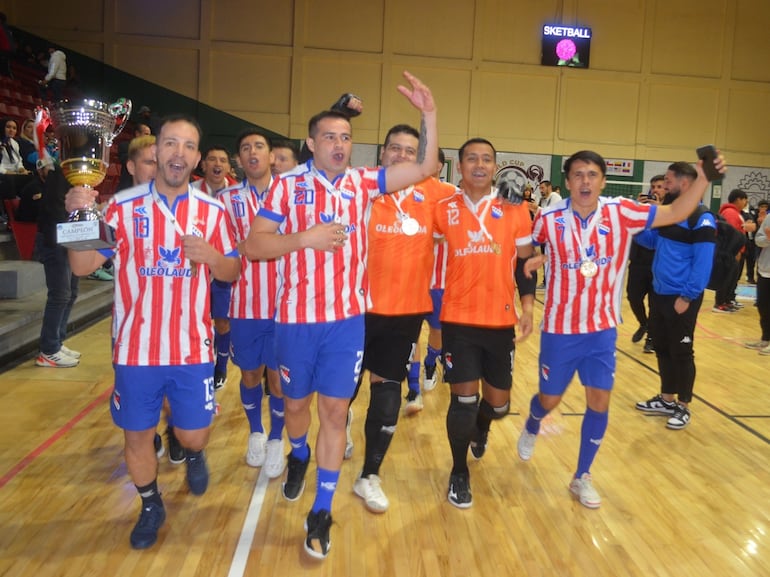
[564,199,603,263]
[150,181,199,238]
[462,188,496,246]
[310,163,345,223]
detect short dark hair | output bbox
[201,144,230,159]
[158,114,202,143]
[650,174,665,184]
[727,188,748,203]
[563,150,606,177]
[383,124,419,148]
[308,110,352,138]
[235,128,273,151]
[541,180,552,187]
[272,139,299,160]
[458,138,496,161]
[667,161,697,181]
[758,200,770,209]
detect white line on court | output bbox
[228,467,270,577]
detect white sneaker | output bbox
[60,345,82,359]
[353,474,389,513]
[35,350,79,368]
[263,438,285,478]
[744,340,770,350]
[344,407,354,460]
[517,429,537,461]
[423,363,439,391]
[569,473,601,508]
[246,432,267,467]
[404,394,423,416]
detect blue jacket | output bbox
[634,209,716,299]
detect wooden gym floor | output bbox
[0,286,768,577]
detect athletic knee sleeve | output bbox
[479,398,510,421]
[367,380,402,432]
[446,394,479,439]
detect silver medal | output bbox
[401,217,419,236]
[579,260,598,278]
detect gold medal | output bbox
[579,260,598,278]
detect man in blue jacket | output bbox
[634,161,716,430]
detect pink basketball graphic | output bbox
[556,39,577,61]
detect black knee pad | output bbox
[368,380,402,429]
[479,398,510,421]
[447,394,479,438]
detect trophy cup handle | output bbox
[106,98,133,146]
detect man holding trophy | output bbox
[64,111,240,549]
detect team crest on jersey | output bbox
[413,190,425,203]
[541,363,550,381]
[468,229,485,243]
[279,365,291,384]
[190,224,204,238]
[340,188,355,200]
[491,205,503,219]
[158,246,182,267]
[598,223,610,235]
[444,352,453,369]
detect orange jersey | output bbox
[367,178,456,315]
[434,190,533,327]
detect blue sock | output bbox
[424,345,441,367]
[576,407,608,477]
[407,361,420,395]
[525,394,549,435]
[240,381,264,434]
[214,331,230,373]
[288,433,310,461]
[268,395,285,441]
[312,467,339,513]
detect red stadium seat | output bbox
[4,199,37,260]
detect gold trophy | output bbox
[52,98,132,249]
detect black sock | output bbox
[136,479,163,508]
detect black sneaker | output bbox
[304,509,332,560]
[447,472,473,509]
[631,325,647,343]
[282,448,310,501]
[666,404,691,430]
[214,371,227,391]
[167,426,185,464]
[635,394,677,415]
[469,428,488,460]
[185,450,209,495]
[643,338,655,354]
[153,433,165,460]
[129,501,166,549]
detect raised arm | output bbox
[652,152,726,228]
[383,71,439,193]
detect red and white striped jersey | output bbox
[533,196,655,334]
[430,239,448,290]
[259,161,386,324]
[218,179,278,320]
[103,183,237,366]
[191,175,237,196]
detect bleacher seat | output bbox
[3,199,37,261]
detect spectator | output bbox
[714,189,755,312]
[745,206,770,354]
[34,157,81,368]
[17,118,37,172]
[0,117,33,223]
[38,46,67,102]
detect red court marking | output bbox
[0,386,113,490]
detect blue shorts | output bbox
[230,317,277,371]
[538,329,617,395]
[111,363,215,431]
[274,315,364,400]
[210,279,232,319]
[424,288,444,329]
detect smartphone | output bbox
[696,145,721,181]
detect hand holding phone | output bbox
[696,145,722,181]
